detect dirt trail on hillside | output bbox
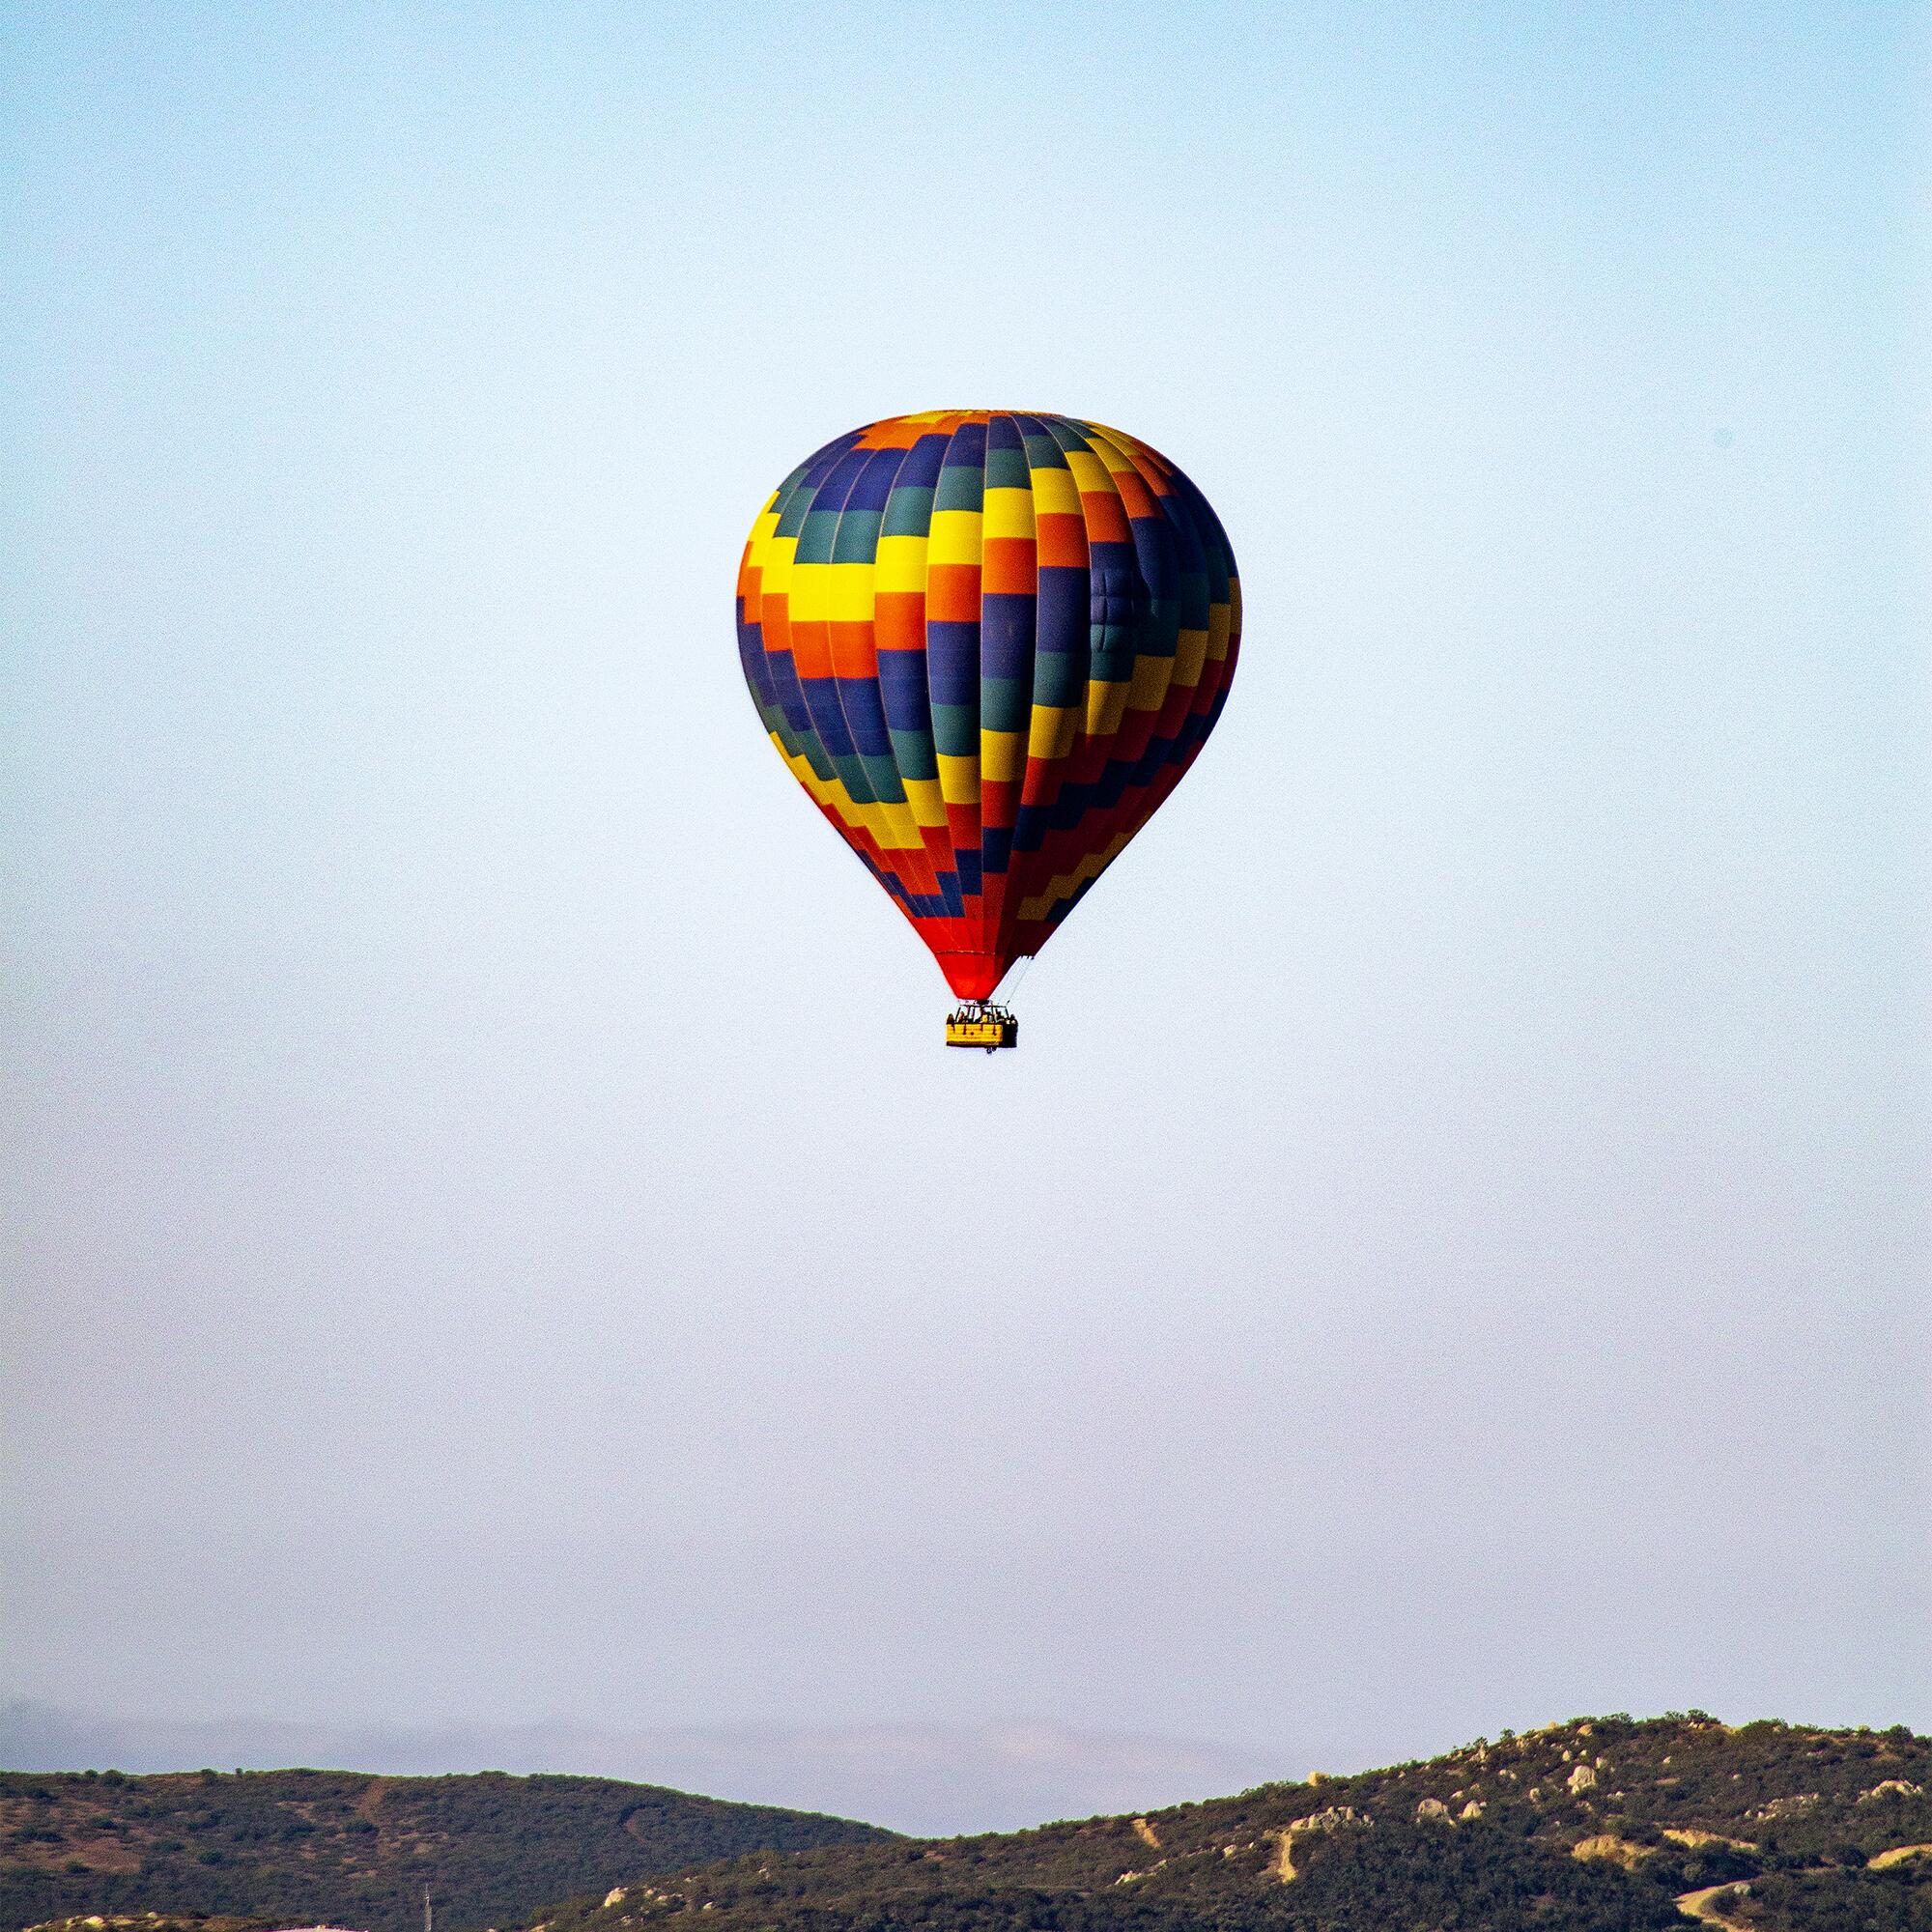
[1675,1881,1751,1926]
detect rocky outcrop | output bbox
[1570,1835,1650,1871]
[1268,1806,1369,1883]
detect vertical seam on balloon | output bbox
[1024,414,1131,935]
[1085,420,1183,733]
[977,412,1024,973]
[825,433,927,904]
[936,412,983,967]
[1072,421,1187,907]
[1096,426,1216,791]
[751,469,832,782]
[1006,412,1082,937]
[883,424,950,932]
[1005,413,1076,926]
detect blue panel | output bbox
[941,420,987,467]
[895,433,950,491]
[980,595,1035,680]
[843,444,905,514]
[799,674,857,759]
[1126,504,1179,600]
[1036,566,1088,654]
[925,624,980,707]
[877,649,932,732]
[835,675,893,757]
[810,445,870,511]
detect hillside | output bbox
[0,1770,890,1932]
[525,1716,1931,1932]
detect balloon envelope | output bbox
[735,411,1240,1000]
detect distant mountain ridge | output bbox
[0,1769,889,1932]
[520,1715,1931,1932]
[0,1706,1291,1839]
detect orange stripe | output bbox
[828,619,877,678]
[873,590,925,652]
[1111,469,1156,521]
[1036,514,1088,568]
[1079,492,1130,544]
[788,618,833,679]
[926,563,981,623]
[760,589,793,657]
[980,537,1036,595]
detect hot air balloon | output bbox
[735,411,1239,1048]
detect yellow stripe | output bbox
[1017,831,1131,923]
[1205,603,1232,662]
[1085,679,1129,737]
[1028,466,1080,516]
[760,534,798,599]
[1084,422,1164,484]
[826,561,876,623]
[1174,626,1208,690]
[901,777,947,828]
[936,752,980,804]
[982,486,1037,540]
[777,743,923,849]
[743,507,782,575]
[789,559,831,623]
[1126,653,1173,711]
[876,799,923,849]
[980,729,1025,785]
[874,533,928,595]
[1065,449,1117,498]
[927,509,983,567]
[1025,703,1079,763]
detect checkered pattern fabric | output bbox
[736,411,1240,1001]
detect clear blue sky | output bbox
[5,0,1927,1808]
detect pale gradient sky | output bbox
[5,0,1928,1824]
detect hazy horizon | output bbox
[0,1699,1309,1835]
[6,1696,1917,1839]
[6,0,1927,1823]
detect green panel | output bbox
[794,509,841,564]
[773,483,816,538]
[858,753,906,803]
[931,701,979,757]
[889,728,939,781]
[984,446,1031,491]
[828,750,877,804]
[980,675,1030,734]
[882,485,934,537]
[1140,596,1181,656]
[1032,646,1085,708]
[933,464,984,513]
[831,509,882,563]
